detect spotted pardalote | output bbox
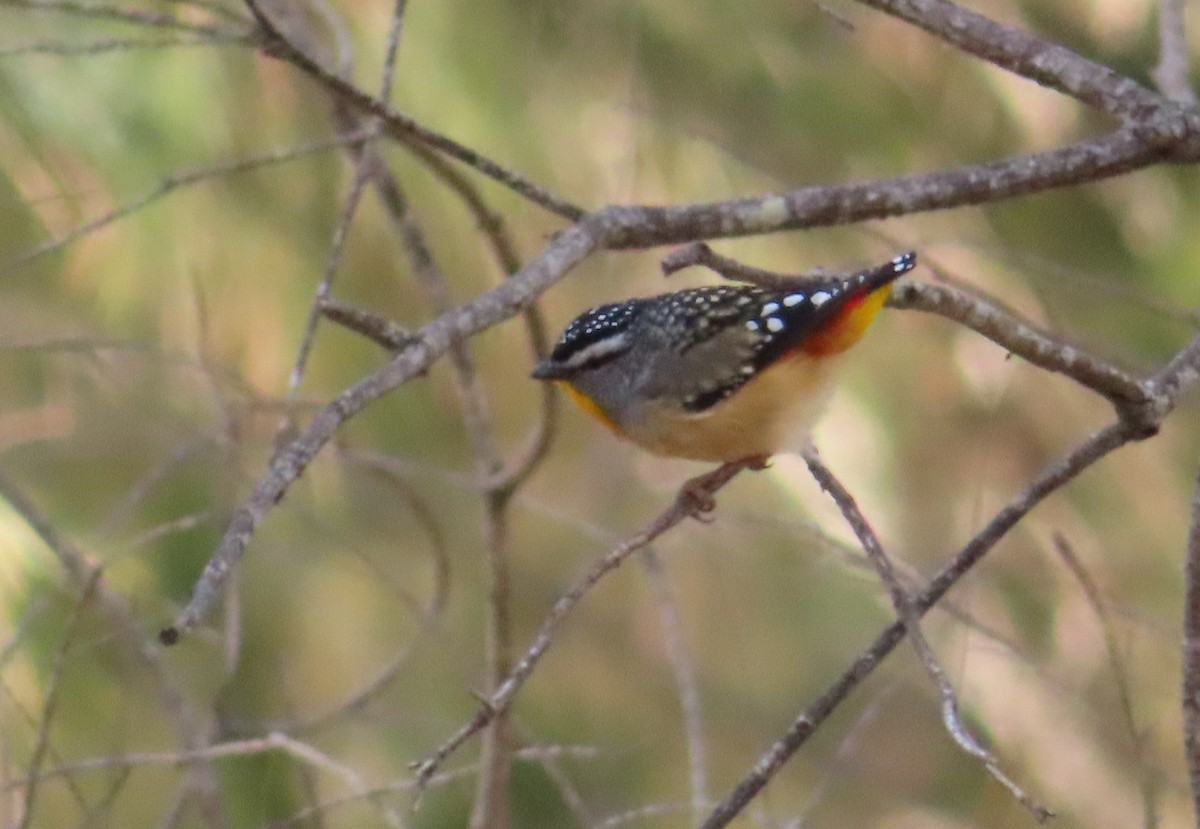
[532,252,915,462]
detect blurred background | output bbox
[2,0,1200,826]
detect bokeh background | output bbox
[2,0,1200,827]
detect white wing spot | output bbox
[811,291,832,307]
[766,317,784,333]
[761,301,780,316]
[783,293,804,307]
[745,320,760,332]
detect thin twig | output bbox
[802,446,1051,821]
[125,511,215,550]
[0,737,596,792]
[1183,462,1200,823]
[595,802,689,829]
[10,132,368,270]
[0,472,215,797]
[411,458,761,787]
[282,0,409,428]
[1052,533,1158,827]
[288,448,449,732]
[18,570,101,829]
[339,47,516,823]
[784,690,891,829]
[2,732,405,827]
[77,765,132,828]
[402,143,557,497]
[281,143,374,436]
[0,598,49,671]
[639,550,709,823]
[661,241,833,289]
[0,32,251,57]
[0,672,93,816]
[377,0,408,99]
[242,0,586,221]
[514,721,594,827]
[160,0,250,25]
[3,0,248,36]
[263,745,599,827]
[97,439,213,539]
[1154,0,1197,105]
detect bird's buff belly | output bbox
[625,353,842,462]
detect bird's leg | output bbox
[676,455,771,519]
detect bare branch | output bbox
[318,298,416,351]
[164,119,1200,643]
[0,598,49,671]
[601,126,1194,249]
[701,421,1136,828]
[661,241,833,289]
[702,325,1200,826]
[853,0,1174,121]
[889,280,1147,407]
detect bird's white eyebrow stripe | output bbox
[562,331,631,368]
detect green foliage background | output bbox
[2,0,1199,827]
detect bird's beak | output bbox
[531,360,568,381]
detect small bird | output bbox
[532,252,915,462]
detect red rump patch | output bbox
[801,286,890,356]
